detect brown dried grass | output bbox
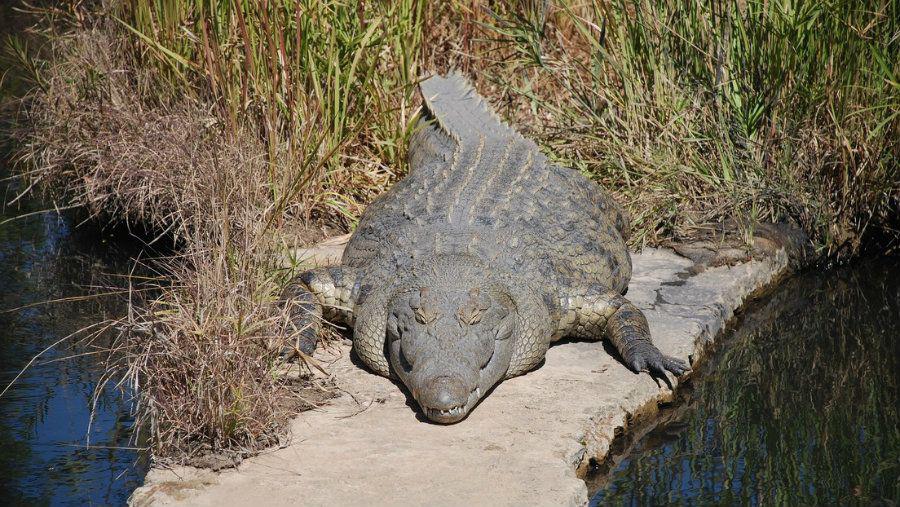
[8,29,342,462]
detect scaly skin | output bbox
[283,73,688,423]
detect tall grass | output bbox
[458,0,899,253]
[4,0,898,461]
[80,0,900,251]
[116,0,424,223]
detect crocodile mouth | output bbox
[422,386,482,423]
[414,328,506,423]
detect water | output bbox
[0,4,145,502]
[591,259,899,505]
[0,168,149,503]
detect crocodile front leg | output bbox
[282,266,357,357]
[556,286,689,378]
[351,285,393,377]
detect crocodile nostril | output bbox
[420,375,469,410]
[435,389,454,407]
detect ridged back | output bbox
[419,72,536,147]
[344,72,632,295]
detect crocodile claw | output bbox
[629,351,690,378]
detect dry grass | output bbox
[10,30,341,238]
[120,236,313,461]
[6,28,344,461]
[2,0,898,462]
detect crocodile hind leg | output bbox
[556,286,689,378]
[282,266,356,358]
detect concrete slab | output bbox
[130,247,790,507]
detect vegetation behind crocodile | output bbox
[285,73,687,423]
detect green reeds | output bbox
[480,0,899,253]
[106,0,899,254]
[117,0,424,198]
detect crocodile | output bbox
[283,73,688,423]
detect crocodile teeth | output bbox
[427,406,465,419]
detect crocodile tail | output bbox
[419,72,531,145]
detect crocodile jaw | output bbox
[420,386,482,424]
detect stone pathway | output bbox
[131,247,790,507]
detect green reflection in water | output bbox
[592,258,899,505]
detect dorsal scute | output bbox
[418,72,537,147]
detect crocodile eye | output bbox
[457,308,482,325]
[414,306,437,324]
[458,291,486,325]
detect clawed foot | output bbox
[629,350,690,379]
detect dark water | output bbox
[0,169,149,503]
[591,259,900,505]
[0,4,147,503]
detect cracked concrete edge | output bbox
[129,244,793,507]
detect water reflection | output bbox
[0,166,149,504]
[592,259,899,505]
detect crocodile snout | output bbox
[417,375,478,424]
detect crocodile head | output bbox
[386,284,517,423]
